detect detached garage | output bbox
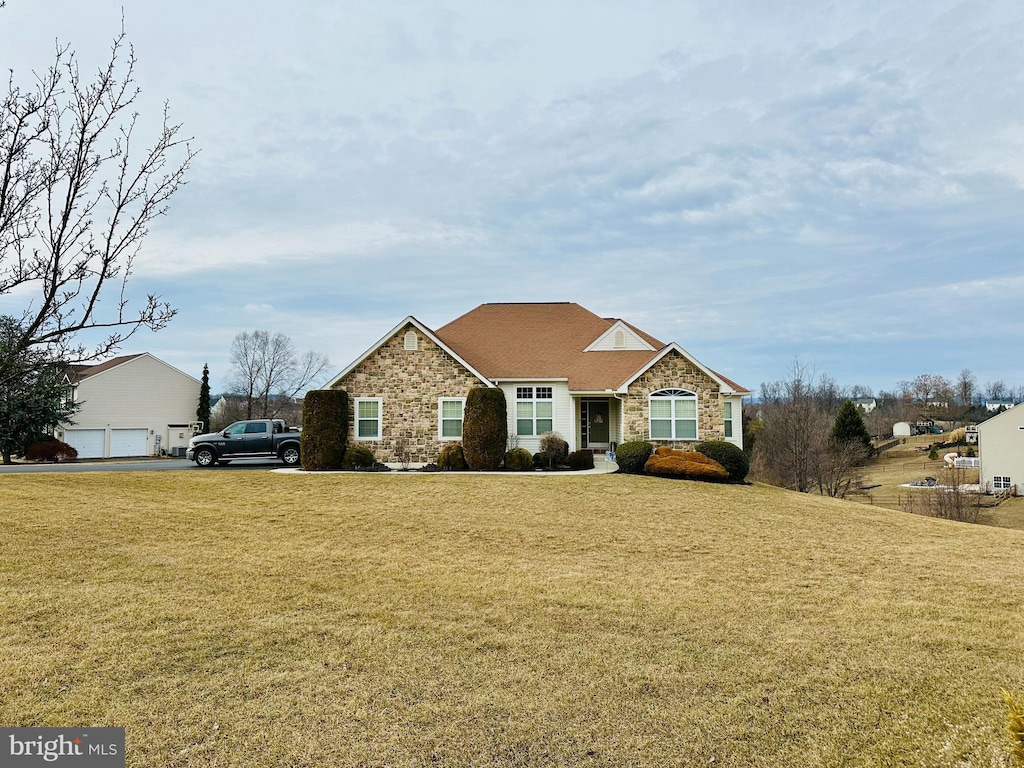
[58,354,200,459]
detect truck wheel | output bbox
[280,446,300,466]
[194,447,217,467]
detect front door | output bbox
[583,400,610,448]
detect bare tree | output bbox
[227,330,330,420]
[986,380,1008,402]
[752,360,830,493]
[955,368,977,407]
[0,24,195,386]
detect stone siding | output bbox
[333,324,485,462]
[621,350,724,448]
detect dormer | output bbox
[583,320,656,352]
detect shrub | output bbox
[533,451,562,470]
[504,447,533,471]
[463,387,507,470]
[645,452,729,482]
[26,440,78,462]
[539,432,569,463]
[342,445,375,470]
[615,440,653,474]
[437,442,468,471]
[567,450,595,471]
[696,440,750,483]
[301,389,348,470]
[965,444,976,457]
[928,445,939,460]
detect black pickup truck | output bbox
[187,419,301,467]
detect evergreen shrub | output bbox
[615,440,653,474]
[463,387,507,470]
[504,447,533,471]
[301,389,349,470]
[437,442,468,471]
[695,440,750,482]
[343,445,375,470]
[567,450,595,471]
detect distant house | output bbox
[59,354,200,458]
[978,405,1022,494]
[325,302,750,463]
[852,397,876,413]
[985,399,1016,412]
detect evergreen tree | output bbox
[0,317,79,464]
[832,399,872,452]
[462,387,507,470]
[197,364,212,431]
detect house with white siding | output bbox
[59,353,201,458]
[325,302,749,464]
[978,405,1023,495]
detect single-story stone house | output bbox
[325,302,750,463]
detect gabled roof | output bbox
[434,303,750,394]
[324,316,493,389]
[69,353,199,385]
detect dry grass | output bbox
[2,471,1024,767]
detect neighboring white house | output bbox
[59,353,201,458]
[852,397,876,413]
[977,405,1022,495]
[985,399,1016,412]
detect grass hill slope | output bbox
[2,472,1022,766]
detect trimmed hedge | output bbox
[615,440,653,474]
[301,389,349,470]
[463,387,507,471]
[437,442,468,471]
[695,440,749,483]
[567,450,595,471]
[645,447,729,482]
[26,440,78,462]
[504,447,533,471]
[342,444,375,470]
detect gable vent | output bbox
[613,329,626,348]
[404,331,418,351]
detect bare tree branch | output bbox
[0,23,196,386]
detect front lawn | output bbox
[1,472,1022,766]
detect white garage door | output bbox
[110,429,148,457]
[64,429,106,459]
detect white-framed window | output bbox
[355,398,382,439]
[404,331,418,351]
[649,389,698,440]
[438,398,465,439]
[994,476,1012,490]
[516,386,554,436]
[723,401,733,438]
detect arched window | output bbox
[404,331,418,351]
[649,389,698,440]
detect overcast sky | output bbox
[2,1,1023,397]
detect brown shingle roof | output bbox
[436,303,668,392]
[70,354,144,382]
